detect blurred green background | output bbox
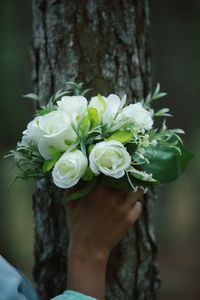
[0,0,199,299]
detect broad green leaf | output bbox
[107,131,132,143]
[140,140,193,183]
[64,178,97,201]
[88,107,98,127]
[97,94,106,110]
[126,143,138,155]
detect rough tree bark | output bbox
[32,1,160,299]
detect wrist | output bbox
[67,242,108,300]
[68,240,110,265]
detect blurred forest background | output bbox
[0,1,199,299]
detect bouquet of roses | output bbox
[11,83,192,200]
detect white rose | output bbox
[115,102,153,130]
[57,96,87,122]
[52,150,88,188]
[23,116,44,144]
[88,94,121,127]
[89,140,131,178]
[23,111,77,160]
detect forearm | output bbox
[67,244,108,300]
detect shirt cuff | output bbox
[51,290,97,300]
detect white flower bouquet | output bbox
[11,83,192,200]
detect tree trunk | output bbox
[32,0,160,299]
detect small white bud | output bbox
[151,139,158,147]
[143,140,150,147]
[139,148,145,155]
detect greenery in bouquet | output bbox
[10,83,193,201]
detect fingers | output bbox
[123,190,143,209]
[94,184,127,201]
[127,201,142,224]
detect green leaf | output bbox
[64,178,97,201]
[140,140,193,183]
[154,108,172,117]
[97,94,106,110]
[53,89,70,101]
[88,107,98,127]
[152,92,167,100]
[101,176,133,191]
[42,160,56,172]
[81,115,90,132]
[128,166,157,183]
[23,93,41,102]
[64,140,74,146]
[82,167,94,181]
[101,174,158,191]
[88,144,95,153]
[129,176,159,187]
[107,131,132,143]
[65,81,91,96]
[126,143,138,155]
[42,147,62,172]
[145,83,167,106]
[173,128,185,134]
[82,88,92,96]
[36,107,56,116]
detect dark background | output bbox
[0,1,199,299]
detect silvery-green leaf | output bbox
[119,94,127,109]
[173,128,185,134]
[154,82,160,95]
[154,108,172,117]
[152,92,167,100]
[23,93,41,102]
[127,166,157,182]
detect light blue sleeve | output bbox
[0,256,96,300]
[51,290,96,300]
[0,255,39,300]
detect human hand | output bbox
[66,185,142,300]
[66,184,142,261]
